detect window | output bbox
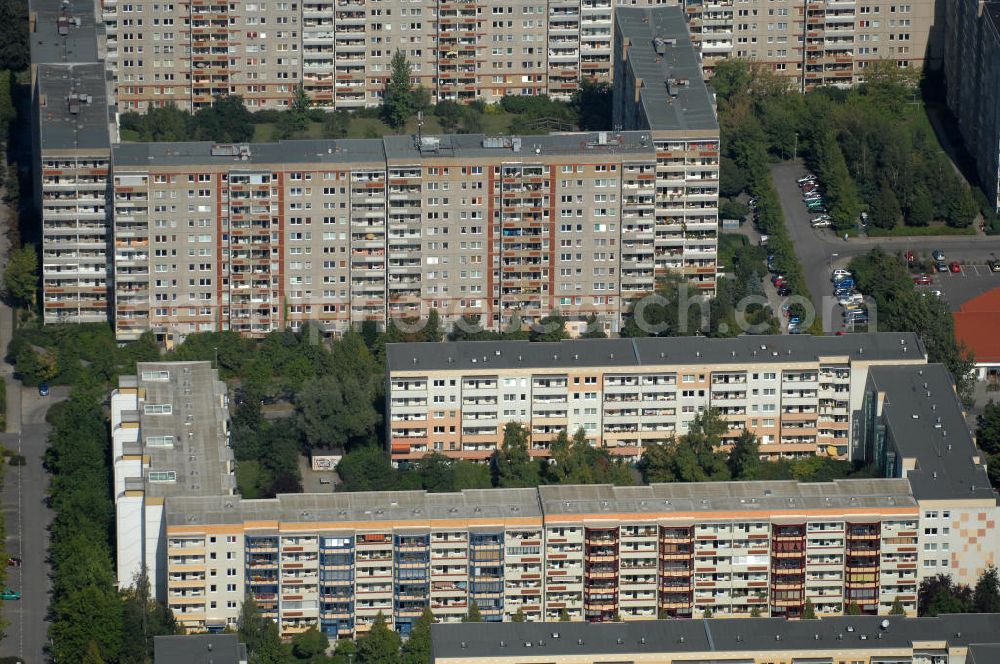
[143,403,173,415]
[148,470,177,482]
[141,370,170,381]
[145,435,175,447]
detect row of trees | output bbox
[848,247,974,403]
[119,96,256,143]
[918,567,1000,616]
[975,402,1000,490]
[46,385,177,663]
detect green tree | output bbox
[558,608,570,622]
[947,187,979,228]
[512,607,526,622]
[416,452,455,493]
[336,445,402,492]
[802,598,817,619]
[356,613,402,664]
[907,185,934,226]
[889,597,906,616]
[974,565,1000,613]
[570,79,612,130]
[918,575,971,616]
[401,607,434,664]
[493,422,539,487]
[323,109,352,139]
[870,180,903,230]
[580,314,607,338]
[463,601,483,622]
[749,606,762,617]
[382,51,415,129]
[296,370,379,451]
[119,567,178,664]
[238,596,287,664]
[530,312,568,342]
[702,608,713,618]
[727,429,761,480]
[3,243,37,309]
[291,626,329,660]
[977,403,1000,455]
[451,459,492,490]
[845,602,863,616]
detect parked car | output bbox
[1,589,20,601]
[803,192,823,201]
[807,203,828,213]
[776,286,792,297]
[989,260,1000,272]
[811,215,832,223]
[913,274,933,285]
[932,249,945,261]
[834,279,855,290]
[771,274,786,285]
[6,557,20,568]
[839,294,864,305]
[832,269,852,280]
[797,174,817,185]
[949,261,962,273]
[811,219,832,228]
[935,261,949,272]
[905,250,916,266]
[38,382,49,397]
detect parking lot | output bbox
[912,262,1000,312]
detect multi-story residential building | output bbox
[128,355,996,638]
[97,0,934,113]
[944,0,1000,213]
[29,0,117,324]
[103,6,717,342]
[166,478,926,636]
[109,131,716,342]
[110,362,235,598]
[386,333,927,463]
[430,614,1000,664]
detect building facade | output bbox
[165,479,928,637]
[111,362,235,598]
[109,129,718,341]
[386,334,927,463]
[944,0,1000,213]
[98,0,934,113]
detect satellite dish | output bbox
[880,619,890,630]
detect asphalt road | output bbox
[0,386,64,664]
[770,160,1000,329]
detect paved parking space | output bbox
[914,265,1000,312]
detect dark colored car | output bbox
[38,382,49,397]
[932,249,945,261]
[777,286,792,297]
[989,260,1000,273]
[935,261,949,272]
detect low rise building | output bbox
[111,362,235,598]
[154,634,247,664]
[385,333,927,463]
[429,613,1000,664]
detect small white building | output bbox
[111,361,235,601]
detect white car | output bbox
[832,269,852,280]
[811,215,831,223]
[797,175,817,185]
[839,294,863,306]
[811,219,832,228]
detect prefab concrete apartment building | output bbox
[96,0,936,113]
[102,5,719,341]
[119,336,998,639]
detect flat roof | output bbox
[538,479,917,519]
[36,62,110,152]
[165,487,544,528]
[615,6,718,133]
[123,362,235,498]
[154,634,246,664]
[29,0,100,65]
[165,479,916,528]
[430,614,1000,662]
[382,131,656,162]
[969,643,1000,664]
[113,131,659,169]
[386,332,926,373]
[869,363,997,502]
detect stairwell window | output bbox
[143,403,173,415]
[148,470,177,482]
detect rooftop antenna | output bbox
[417,111,424,147]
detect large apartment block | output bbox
[133,352,996,639]
[386,333,927,463]
[167,479,926,637]
[944,0,1000,213]
[96,0,935,113]
[111,362,235,598]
